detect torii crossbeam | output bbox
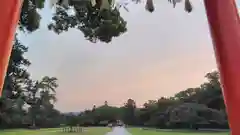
[0,0,239,134]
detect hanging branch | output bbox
[46,0,193,43]
[49,0,193,13]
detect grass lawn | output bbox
[0,127,229,135]
[129,128,229,135]
[0,127,111,135]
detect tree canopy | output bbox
[0,35,60,128]
[61,72,228,129]
[19,0,193,43]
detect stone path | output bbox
[105,126,132,135]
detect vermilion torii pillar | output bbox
[204,0,240,134]
[0,0,22,96]
[0,0,239,134]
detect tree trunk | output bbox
[32,119,36,127]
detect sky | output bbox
[18,0,232,112]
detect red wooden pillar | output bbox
[204,0,240,134]
[0,0,22,96]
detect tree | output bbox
[192,71,224,110]
[123,99,136,125]
[25,76,58,128]
[104,101,108,106]
[199,71,224,110]
[19,0,44,32]
[167,103,226,129]
[39,76,58,115]
[0,35,30,128]
[174,88,198,101]
[25,80,42,127]
[40,76,58,93]
[172,71,225,111]
[19,0,193,43]
[0,35,61,129]
[157,97,176,112]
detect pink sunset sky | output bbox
[18,0,225,112]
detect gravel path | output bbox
[105,127,132,135]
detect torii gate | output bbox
[0,0,239,134]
